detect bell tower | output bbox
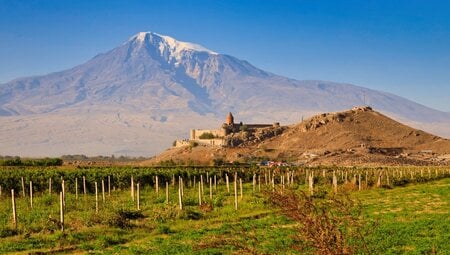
[226,112,234,125]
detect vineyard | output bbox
[0,165,449,254]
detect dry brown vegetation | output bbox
[269,189,373,255]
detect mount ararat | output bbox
[1,32,449,156]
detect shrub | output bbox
[108,209,144,228]
[179,208,203,220]
[267,189,373,254]
[199,132,215,139]
[189,141,199,148]
[392,177,411,187]
[0,227,18,238]
[149,205,179,223]
[212,158,225,166]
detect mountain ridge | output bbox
[1,32,449,157]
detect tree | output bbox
[199,132,215,139]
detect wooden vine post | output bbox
[178,185,183,210]
[60,191,64,232]
[234,175,238,210]
[309,173,314,196]
[240,178,243,199]
[165,181,169,204]
[75,177,78,200]
[198,182,202,206]
[49,178,52,195]
[29,181,33,209]
[365,171,368,188]
[83,176,87,197]
[131,176,135,201]
[180,177,184,197]
[332,171,338,193]
[108,176,111,196]
[200,175,204,194]
[11,189,17,229]
[209,177,213,200]
[21,177,25,198]
[358,174,362,191]
[137,183,140,210]
[61,179,66,207]
[95,182,98,213]
[102,179,105,203]
[376,173,382,188]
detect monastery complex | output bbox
[175,112,280,147]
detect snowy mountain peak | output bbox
[129,32,218,57]
[1,32,450,157]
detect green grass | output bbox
[0,177,448,254]
[356,178,450,255]
[0,181,298,254]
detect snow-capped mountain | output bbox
[1,32,449,156]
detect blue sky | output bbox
[1,0,449,111]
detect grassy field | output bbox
[357,178,450,254]
[0,173,448,254]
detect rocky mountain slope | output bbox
[146,107,450,166]
[1,32,449,156]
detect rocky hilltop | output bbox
[145,107,450,166]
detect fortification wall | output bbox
[194,138,226,146]
[174,139,190,148]
[190,128,225,140]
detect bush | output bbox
[179,208,203,220]
[189,141,199,148]
[268,189,373,254]
[212,158,225,166]
[0,227,18,238]
[108,209,144,228]
[199,132,216,139]
[392,177,411,187]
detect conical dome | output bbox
[226,112,234,125]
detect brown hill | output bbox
[143,107,450,166]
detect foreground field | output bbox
[0,167,448,254]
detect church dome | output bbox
[226,112,234,125]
